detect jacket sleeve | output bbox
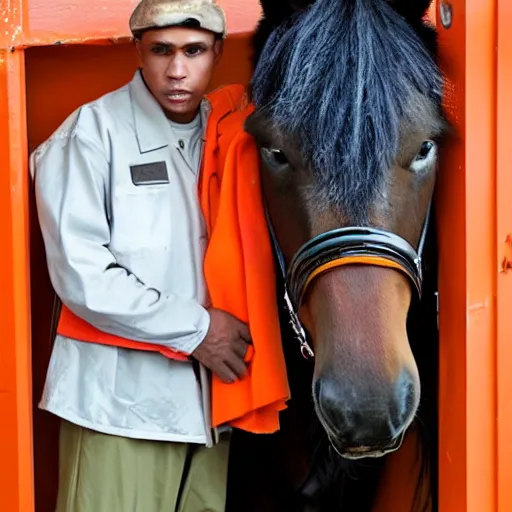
[31,120,210,355]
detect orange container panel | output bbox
[436,0,498,511]
[497,0,512,510]
[0,0,34,510]
[0,47,34,512]
[24,0,262,45]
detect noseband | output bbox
[267,206,431,360]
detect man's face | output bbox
[136,26,222,123]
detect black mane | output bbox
[250,0,443,222]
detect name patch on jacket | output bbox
[130,161,169,186]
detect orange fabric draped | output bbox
[199,88,290,432]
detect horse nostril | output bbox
[391,369,419,430]
[314,380,336,414]
[313,379,358,440]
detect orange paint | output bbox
[436,0,497,511]
[1,6,34,512]
[496,0,512,510]
[24,0,261,46]
[0,47,34,512]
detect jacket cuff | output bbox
[177,306,211,355]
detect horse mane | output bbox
[250,0,444,223]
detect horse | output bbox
[226,0,446,510]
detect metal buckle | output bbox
[284,287,314,360]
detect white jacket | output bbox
[31,70,219,445]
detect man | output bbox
[30,1,252,510]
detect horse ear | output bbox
[259,0,313,25]
[252,0,313,69]
[388,0,433,24]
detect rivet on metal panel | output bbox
[500,234,512,274]
[439,1,453,29]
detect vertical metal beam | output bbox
[436,0,497,510]
[0,0,34,509]
[496,0,512,510]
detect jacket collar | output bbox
[129,69,210,154]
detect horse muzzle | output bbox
[312,369,419,459]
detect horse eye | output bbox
[417,141,434,160]
[410,140,437,173]
[260,147,290,170]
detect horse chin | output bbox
[326,430,406,461]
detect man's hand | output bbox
[191,309,251,384]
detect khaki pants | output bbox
[55,420,230,512]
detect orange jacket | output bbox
[57,84,290,434]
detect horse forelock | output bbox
[251,0,444,222]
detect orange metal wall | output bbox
[0,2,34,512]
[435,0,510,511]
[496,0,512,510]
[1,0,511,511]
[25,0,261,44]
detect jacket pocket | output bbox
[110,185,172,252]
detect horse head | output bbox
[247,0,446,459]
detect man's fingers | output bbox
[214,362,238,384]
[237,323,252,345]
[232,337,249,358]
[225,353,248,380]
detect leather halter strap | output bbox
[287,226,424,310]
[266,202,431,360]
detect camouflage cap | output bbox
[129,0,227,38]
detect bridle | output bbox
[267,205,431,360]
